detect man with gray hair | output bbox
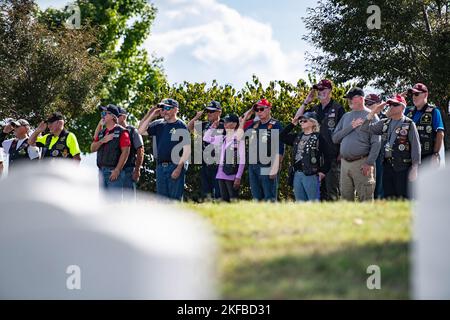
[332,88,381,201]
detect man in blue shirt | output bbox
[241,99,285,202]
[138,98,191,200]
[404,83,445,166]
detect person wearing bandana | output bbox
[355,95,421,199]
[29,112,81,161]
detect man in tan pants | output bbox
[332,88,381,201]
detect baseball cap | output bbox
[408,83,428,94]
[118,107,128,116]
[223,113,239,123]
[205,101,221,111]
[158,98,179,109]
[386,94,407,107]
[365,94,382,106]
[345,87,365,99]
[299,111,318,122]
[10,119,30,127]
[253,99,272,109]
[99,104,120,117]
[46,112,64,123]
[312,79,333,90]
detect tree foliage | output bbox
[0,0,105,123]
[303,0,450,108]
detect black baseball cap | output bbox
[118,107,128,116]
[345,87,365,99]
[299,111,318,122]
[223,113,239,123]
[205,101,222,111]
[46,112,64,123]
[158,98,179,109]
[99,104,120,117]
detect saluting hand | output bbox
[36,121,48,133]
[303,89,316,105]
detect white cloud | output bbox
[146,0,307,88]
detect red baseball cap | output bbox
[253,98,272,108]
[365,94,382,106]
[386,94,407,107]
[408,83,428,94]
[312,79,333,90]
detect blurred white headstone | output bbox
[0,160,216,299]
[413,155,450,299]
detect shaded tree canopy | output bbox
[303,0,450,108]
[0,0,105,122]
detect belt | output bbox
[158,161,173,166]
[343,155,368,162]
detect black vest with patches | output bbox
[382,118,413,171]
[9,138,31,167]
[406,105,435,157]
[97,126,125,168]
[316,100,342,157]
[42,130,72,159]
[249,118,279,166]
[292,132,320,176]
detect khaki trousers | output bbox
[340,157,375,202]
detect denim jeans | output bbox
[200,164,220,199]
[156,163,186,200]
[100,168,125,192]
[248,164,278,202]
[123,166,137,200]
[293,171,320,201]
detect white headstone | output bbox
[0,160,216,299]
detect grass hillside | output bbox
[185,201,411,299]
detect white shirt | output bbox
[2,138,40,160]
[0,147,4,163]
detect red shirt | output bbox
[94,126,131,148]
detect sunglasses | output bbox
[101,111,107,117]
[254,107,268,112]
[299,119,308,123]
[162,106,175,111]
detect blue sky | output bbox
[37,0,318,89]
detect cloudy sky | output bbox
[38,0,318,89]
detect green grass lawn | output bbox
[184,201,411,299]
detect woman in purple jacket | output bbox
[203,114,245,202]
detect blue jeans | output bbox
[99,168,125,191]
[293,171,320,201]
[200,164,220,199]
[156,163,186,200]
[248,164,279,202]
[123,166,137,199]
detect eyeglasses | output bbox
[254,107,268,112]
[413,92,423,97]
